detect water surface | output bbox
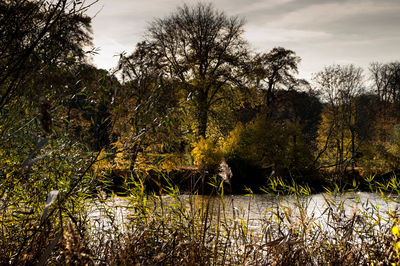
[88,192,400,234]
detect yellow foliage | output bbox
[92,149,110,172]
[112,139,133,169]
[221,122,244,156]
[159,153,186,172]
[191,136,223,172]
[392,225,400,263]
[393,226,400,238]
[316,109,355,167]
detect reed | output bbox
[2,173,400,264]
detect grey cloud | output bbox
[319,11,400,40]
[89,0,400,78]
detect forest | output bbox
[2,0,400,264]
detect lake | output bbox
[88,191,400,236]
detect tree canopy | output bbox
[123,3,251,138]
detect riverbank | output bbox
[103,166,400,196]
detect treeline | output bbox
[1,1,400,196]
[107,3,400,191]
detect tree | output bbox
[0,0,95,148]
[254,47,301,108]
[116,42,184,172]
[141,3,250,138]
[272,89,322,144]
[369,62,400,144]
[314,64,364,172]
[370,61,400,106]
[0,0,93,112]
[222,115,315,190]
[56,63,119,151]
[0,1,100,263]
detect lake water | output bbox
[88,192,400,236]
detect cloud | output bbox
[263,0,400,32]
[221,0,295,15]
[244,27,330,48]
[88,0,400,77]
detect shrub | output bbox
[191,136,223,173]
[222,116,315,180]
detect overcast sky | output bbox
[88,0,400,80]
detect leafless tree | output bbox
[314,64,364,171]
[370,61,400,119]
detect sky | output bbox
[87,0,400,80]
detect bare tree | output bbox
[370,61,400,117]
[314,64,364,172]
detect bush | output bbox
[222,116,316,183]
[191,136,223,173]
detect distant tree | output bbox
[370,62,400,106]
[222,116,315,184]
[314,64,364,172]
[139,3,250,138]
[273,89,322,143]
[253,47,301,108]
[58,64,119,151]
[369,62,400,145]
[354,93,379,142]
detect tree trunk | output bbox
[198,107,208,138]
[266,80,274,107]
[340,129,344,172]
[198,92,208,138]
[351,128,355,170]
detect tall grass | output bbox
[2,173,400,264]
